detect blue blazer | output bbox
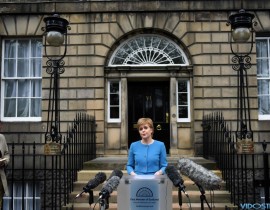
[126,140,168,175]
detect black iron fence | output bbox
[4,112,96,210]
[202,112,269,208]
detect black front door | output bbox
[128,81,170,154]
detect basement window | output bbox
[3,182,41,210]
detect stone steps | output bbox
[62,157,237,210]
[63,202,238,210]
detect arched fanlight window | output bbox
[109,34,189,66]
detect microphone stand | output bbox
[195,183,212,210]
[178,187,183,209]
[99,197,109,210]
[88,190,94,206]
[178,185,191,210]
[99,198,106,210]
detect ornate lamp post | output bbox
[227,9,257,151]
[42,14,70,143]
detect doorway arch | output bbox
[104,30,192,155]
[108,33,189,66]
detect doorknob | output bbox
[156,124,162,130]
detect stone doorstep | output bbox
[83,156,220,170]
[76,170,222,181]
[73,179,226,192]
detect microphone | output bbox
[107,169,123,180]
[178,158,222,190]
[76,172,107,198]
[99,176,121,199]
[165,165,187,193]
[165,165,189,207]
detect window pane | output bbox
[110,83,119,93]
[4,40,17,58]
[30,58,42,77]
[14,200,23,209]
[256,39,268,58]
[31,99,41,117]
[31,80,42,97]
[258,80,270,95]
[18,40,29,58]
[4,59,16,77]
[4,80,16,97]
[257,59,269,77]
[145,36,152,48]
[110,94,119,105]
[178,93,188,105]
[31,39,42,57]
[17,98,29,117]
[173,56,186,64]
[129,39,139,50]
[178,106,188,118]
[4,99,16,117]
[110,107,119,118]
[258,95,270,115]
[17,59,29,77]
[178,81,187,92]
[18,80,30,97]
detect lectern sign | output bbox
[130,176,159,210]
[117,175,172,210]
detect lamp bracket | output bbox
[231,54,251,72]
[46,59,65,75]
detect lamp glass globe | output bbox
[232,27,251,42]
[46,31,64,47]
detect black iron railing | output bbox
[202,112,269,208]
[4,112,96,210]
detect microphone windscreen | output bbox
[99,176,121,199]
[96,172,107,183]
[178,158,222,190]
[165,165,183,187]
[84,172,107,191]
[103,176,120,193]
[107,169,123,180]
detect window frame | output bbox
[176,80,191,122]
[3,181,41,210]
[1,38,42,122]
[256,37,270,120]
[107,80,121,123]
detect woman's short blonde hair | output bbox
[137,118,154,131]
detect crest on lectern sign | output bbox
[130,178,159,210]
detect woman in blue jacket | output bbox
[126,118,168,175]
